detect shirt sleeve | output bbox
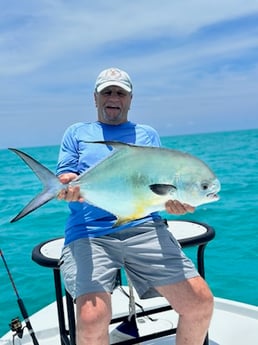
[56,124,82,176]
[139,124,162,147]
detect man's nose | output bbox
[109,92,120,98]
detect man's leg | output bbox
[76,292,112,345]
[156,276,214,345]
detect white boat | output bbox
[1,221,258,345]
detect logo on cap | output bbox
[95,68,132,93]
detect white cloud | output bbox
[1,0,258,75]
[0,0,258,147]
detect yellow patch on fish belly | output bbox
[114,202,149,226]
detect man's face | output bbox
[94,86,132,125]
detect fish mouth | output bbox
[207,179,220,200]
[207,192,219,200]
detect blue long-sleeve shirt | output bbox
[56,121,162,244]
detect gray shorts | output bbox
[60,219,199,300]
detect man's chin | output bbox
[103,111,123,123]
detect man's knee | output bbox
[194,284,214,317]
[178,277,214,319]
[156,276,214,318]
[76,292,112,328]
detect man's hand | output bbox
[165,200,195,215]
[57,173,84,202]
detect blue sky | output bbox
[1,0,258,148]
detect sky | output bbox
[1,0,258,149]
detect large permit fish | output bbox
[9,142,220,224]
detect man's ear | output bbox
[94,92,98,108]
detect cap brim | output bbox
[96,81,132,93]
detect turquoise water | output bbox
[0,128,257,335]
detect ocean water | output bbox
[0,128,257,335]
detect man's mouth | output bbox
[106,105,120,110]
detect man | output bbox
[57,67,213,345]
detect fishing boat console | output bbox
[31,220,215,345]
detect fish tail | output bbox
[9,148,62,223]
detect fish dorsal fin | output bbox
[83,140,134,150]
[149,184,177,196]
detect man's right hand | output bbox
[57,173,84,202]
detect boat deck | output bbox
[1,288,258,345]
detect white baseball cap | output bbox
[95,67,133,93]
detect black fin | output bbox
[149,184,177,196]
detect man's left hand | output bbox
[165,200,195,215]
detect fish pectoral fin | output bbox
[149,184,177,196]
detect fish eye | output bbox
[201,182,209,190]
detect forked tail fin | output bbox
[9,148,62,223]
